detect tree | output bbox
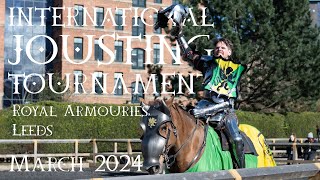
[38,73,70,101]
[182,0,320,112]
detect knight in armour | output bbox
[155,4,247,168]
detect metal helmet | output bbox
[154,4,189,30]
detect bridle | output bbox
[159,102,209,170]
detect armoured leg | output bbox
[224,111,245,168]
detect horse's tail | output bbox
[239,124,277,167]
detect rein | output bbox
[162,103,208,170]
[163,118,199,168]
[185,124,208,171]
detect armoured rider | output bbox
[155,4,247,168]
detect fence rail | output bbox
[0,138,319,165]
[266,138,320,165]
[104,163,320,180]
[0,139,142,165]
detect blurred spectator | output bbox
[286,133,301,164]
[316,125,320,141]
[303,132,319,161]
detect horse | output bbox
[139,97,276,174]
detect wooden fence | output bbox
[266,138,320,165]
[0,139,141,165]
[0,138,319,165]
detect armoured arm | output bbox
[176,32,216,72]
[176,34,199,62]
[191,98,234,118]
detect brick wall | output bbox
[55,0,197,104]
[310,2,320,26]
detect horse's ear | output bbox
[140,98,147,105]
[165,96,175,106]
[140,98,150,112]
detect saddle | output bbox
[216,128,258,156]
[187,101,257,156]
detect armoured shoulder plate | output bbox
[200,55,213,62]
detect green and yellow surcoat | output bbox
[204,58,246,98]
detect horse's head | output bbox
[139,97,177,174]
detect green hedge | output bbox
[285,112,320,138]
[0,101,319,154]
[236,111,286,138]
[0,101,142,154]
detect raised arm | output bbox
[154,4,211,71]
[176,34,213,72]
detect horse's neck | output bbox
[172,106,197,141]
[170,106,205,172]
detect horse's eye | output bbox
[161,126,167,132]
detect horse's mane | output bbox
[147,99,196,124]
[149,99,168,114]
[171,103,197,123]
